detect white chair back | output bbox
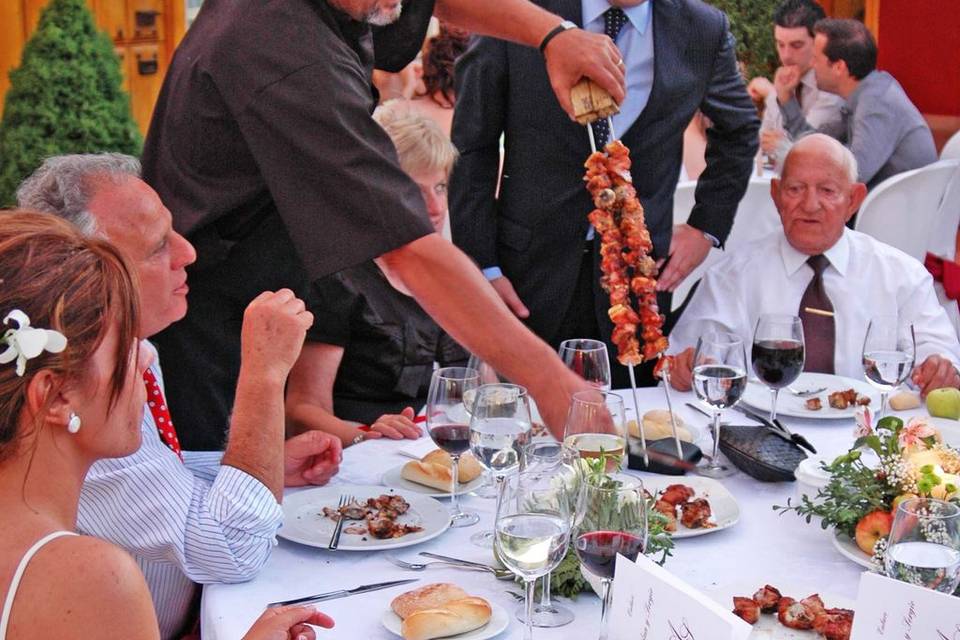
[853,160,960,263]
[929,168,960,336]
[941,129,960,161]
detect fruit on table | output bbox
[854,510,893,555]
[925,387,960,419]
[890,493,918,514]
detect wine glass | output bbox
[426,367,481,527]
[558,339,612,390]
[884,497,960,594]
[496,470,572,640]
[862,315,916,418]
[468,383,533,547]
[465,354,509,498]
[562,390,626,473]
[692,332,748,478]
[573,473,647,640]
[752,314,805,422]
[515,443,581,628]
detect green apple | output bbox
[926,387,960,420]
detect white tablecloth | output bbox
[201,387,924,639]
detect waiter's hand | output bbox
[536,366,596,440]
[543,28,625,119]
[669,348,695,392]
[911,355,960,397]
[490,276,530,319]
[283,430,342,487]
[656,224,712,292]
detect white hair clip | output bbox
[0,309,68,377]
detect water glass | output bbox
[862,315,916,418]
[693,332,747,478]
[884,497,960,594]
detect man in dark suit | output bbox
[450,0,760,387]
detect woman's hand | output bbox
[368,406,423,439]
[243,605,334,640]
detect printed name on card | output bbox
[850,572,960,640]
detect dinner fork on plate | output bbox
[327,494,354,550]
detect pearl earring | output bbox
[67,412,81,434]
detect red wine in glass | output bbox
[751,339,804,388]
[429,424,471,455]
[574,530,646,580]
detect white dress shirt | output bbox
[669,229,960,378]
[77,342,282,640]
[761,68,844,167]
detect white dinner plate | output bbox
[381,600,509,639]
[278,485,450,551]
[741,373,880,420]
[641,475,740,538]
[927,416,960,448]
[831,530,874,569]
[381,463,487,498]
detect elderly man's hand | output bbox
[656,224,712,292]
[669,348,695,392]
[911,355,960,397]
[241,289,314,384]
[284,430,342,487]
[774,65,802,106]
[370,407,423,439]
[747,76,773,103]
[543,28,625,119]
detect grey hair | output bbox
[16,153,142,237]
[780,133,859,183]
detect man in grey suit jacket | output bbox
[450,0,759,387]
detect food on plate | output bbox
[653,484,715,530]
[391,583,492,640]
[421,449,483,480]
[888,390,921,411]
[680,498,714,529]
[321,494,423,539]
[659,483,695,507]
[805,397,823,411]
[653,499,678,532]
[732,586,854,640]
[853,509,893,555]
[926,386,960,419]
[401,450,483,491]
[827,389,871,410]
[630,410,693,442]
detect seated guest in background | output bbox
[17,154,339,640]
[747,0,844,169]
[668,134,960,394]
[287,102,468,447]
[780,18,937,189]
[0,212,333,640]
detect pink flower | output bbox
[898,417,937,449]
[853,406,873,439]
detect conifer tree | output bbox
[708,0,779,80]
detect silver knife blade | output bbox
[266,578,418,608]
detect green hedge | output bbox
[709,0,780,81]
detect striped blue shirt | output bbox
[77,342,282,639]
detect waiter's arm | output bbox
[377,234,590,437]
[434,0,625,116]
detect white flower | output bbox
[853,406,873,439]
[0,310,68,377]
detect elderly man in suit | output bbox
[449,0,760,387]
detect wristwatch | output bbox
[539,20,577,54]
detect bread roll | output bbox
[401,461,455,492]
[421,449,483,483]
[391,583,468,619]
[628,410,692,442]
[889,391,921,411]
[401,597,493,640]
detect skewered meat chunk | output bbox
[752,584,782,612]
[800,594,826,618]
[814,608,854,640]
[732,597,760,624]
[653,500,678,532]
[805,397,823,411]
[660,484,695,506]
[777,597,815,630]
[680,498,714,529]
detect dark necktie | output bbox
[795,82,803,104]
[591,7,628,147]
[799,255,836,374]
[144,369,184,461]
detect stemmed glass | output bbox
[496,470,572,640]
[573,473,647,640]
[692,332,748,478]
[562,390,626,473]
[558,339,611,390]
[465,354,508,498]
[468,383,533,547]
[862,315,916,418]
[426,367,481,527]
[752,314,805,422]
[884,497,960,594]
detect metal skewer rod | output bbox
[587,122,597,153]
[657,359,684,458]
[607,116,616,142]
[627,364,648,466]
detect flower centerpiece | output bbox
[775,411,960,579]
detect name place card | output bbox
[851,572,960,640]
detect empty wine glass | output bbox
[884,498,960,594]
[496,470,572,640]
[558,339,611,390]
[692,332,747,478]
[562,390,626,473]
[573,473,647,640]
[862,315,916,418]
[469,383,533,547]
[752,314,805,422]
[426,367,481,527]
[465,354,509,498]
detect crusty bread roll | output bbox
[628,410,692,442]
[400,597,493,640]
[391,583,468,619]
[421,449,483,483]
[401,461,456,492]
[889,391,921,411]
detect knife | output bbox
[730,405,817,454]
[266,578,419,608]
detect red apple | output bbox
[854,510,894,555]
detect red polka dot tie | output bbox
[143,369,183,461]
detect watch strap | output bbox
[539,20,576,54]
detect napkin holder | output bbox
[718,424,807,482]
[627,438,703,476]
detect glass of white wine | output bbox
[496,470,572,640]
[862,315,916,418]
[562,390,626,472]
[692,332,747,478]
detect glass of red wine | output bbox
[752,314,805,422]
[426,366,481,527]
[558,339,611,390]
[573,473,647,640]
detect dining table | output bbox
[200,384,936,639]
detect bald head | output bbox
[781,134,858,183]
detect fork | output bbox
[327,494,354,550]
[748,379,826,397]
[386,553,515,579]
